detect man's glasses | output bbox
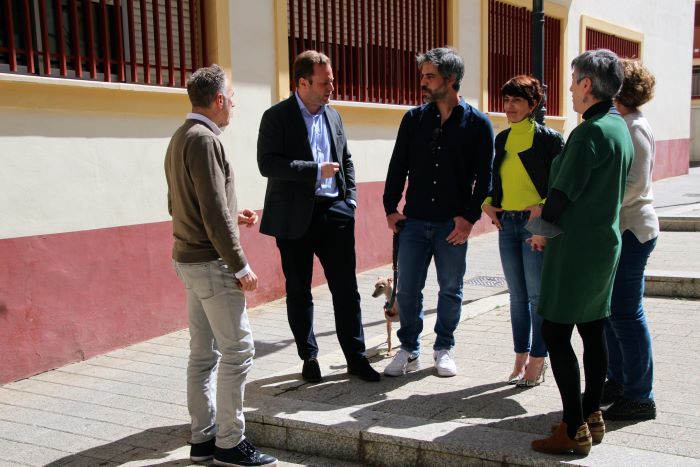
[431,128,442,156]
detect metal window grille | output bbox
[487,0,561,116]
[692,66,700,98]
[287,0,448,106]
[585,29,640,59]
[0,0,208,87]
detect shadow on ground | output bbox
[45,424,189,466]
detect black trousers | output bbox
[275,198,366,364]
[542,318,607,439]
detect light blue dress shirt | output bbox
[295,93,339,198]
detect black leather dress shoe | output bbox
[347,357,381,382]
[302,358,322,383]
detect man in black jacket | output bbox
[257,50,379,383]
[383,48,494,378]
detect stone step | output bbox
[658,216,700,232]
[645,269,700,299]
[246,393,698,467]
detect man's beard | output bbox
[422,85,448,103]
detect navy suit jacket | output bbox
[257,95,356,240]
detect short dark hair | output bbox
[293,50,331,87]
[571,49,623,101]
[500,75,543,108]
[187,64,226,108]
[416,48,464,91]
[616,59,655,109]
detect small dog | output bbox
[372,276,400,355]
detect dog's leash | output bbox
[384,220,403,313]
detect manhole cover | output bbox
[464,275,507,287]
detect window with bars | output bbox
[0,0,208,87]
[487,0,562,116]
[693,66,700,98]
[287,0,448,106]
[585,28,640,59]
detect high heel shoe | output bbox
[506,373,522,384]
[507,352,529,385]
[516,360,548,387]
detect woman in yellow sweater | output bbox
[482,76,564,387]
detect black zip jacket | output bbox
[489,122,564,208]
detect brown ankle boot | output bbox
[532,421,592,455]
[586,410,605,444]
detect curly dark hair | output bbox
[615,59,655,109]
[500,75,543,108]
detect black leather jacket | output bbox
[489,122,564,208]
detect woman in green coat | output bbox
[529,49,633,456]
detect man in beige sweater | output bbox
[165,65,276,467]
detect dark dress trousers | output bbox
[257,95,366,363]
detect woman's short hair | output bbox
[615,59,656,109]
[187,64,226,108]
[500,75,543,108]
[571,49,624,101]
[293,50,331,87]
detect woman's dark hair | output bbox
[500,75,543,108]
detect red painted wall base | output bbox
[653,138,690,181]
[0,181,497,384]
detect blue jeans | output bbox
[396,218,468,353]
[498,211,547,357]
[605,230,657,401]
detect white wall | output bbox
[563,0,694,140]
[0,108,180,239]
[2,0,693,240]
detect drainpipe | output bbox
[532,0,546,124]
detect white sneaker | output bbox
[433,349,457,377]
[384,349,421,376]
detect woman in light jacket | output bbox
[602,59,659,421]
[482,75,564,387]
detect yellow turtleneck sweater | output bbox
[499,118,543,211]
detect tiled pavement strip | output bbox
[1,169,699,467]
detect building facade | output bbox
[0,0,694,383]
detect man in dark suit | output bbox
[257,50,379,383]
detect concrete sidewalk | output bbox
[1,169,699,466]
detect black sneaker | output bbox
[603,398,657,421]
[213,439,278,466]
[600,379,624,405]
[301,358,322,383]
[189,437,216,462]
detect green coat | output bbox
[537,111,633,324]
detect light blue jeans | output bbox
[173,259,254,449]
[396,218,468,353]
[498,211,547,357]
